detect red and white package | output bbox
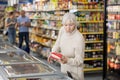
[50,52,63,60]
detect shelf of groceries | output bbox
[106,0,120,79]
[15,0,104,73]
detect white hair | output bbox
[62,13,78,26]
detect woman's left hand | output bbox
[60,56,68,64]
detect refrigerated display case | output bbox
[0,42,20,52]
[104,0,120,80]
[0,43,72,80]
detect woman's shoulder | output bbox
[76,31,84,40]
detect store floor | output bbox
[31,52,103,80]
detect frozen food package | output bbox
[50,52,63,60]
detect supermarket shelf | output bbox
[107,12,118,14]
[77,2,98,5]
[107,20,120,22]
[84,58,103,61]
[37,35,57,41]
[31,26,59,31]
[37,27,59,31]
[107,4,120,6]
[107,38,117,42]
[31,32,57,40]
[79,21,104,23]
[85,49,103,52]
[32,32,103,43]
[84,67,103,72]
[108,53,120,59]
[30,18,62,21]
[36,34,51,38]
[39,43,51,48]
[107,29,116,32]
[26,9,69,12]
[108,53,116,58]
[78,9,104,12]
[81,32,103,34]
[32,40,51,48]
[85,41,103,43]
[30,18,41,20]
[117,30,120,32]
[117,39,120,42]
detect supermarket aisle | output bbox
[31,52,102,80]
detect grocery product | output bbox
[49,52,63,60]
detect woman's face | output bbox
[10,14,14,18]
[64,23,75,33]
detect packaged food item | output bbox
[109,57,115,72]
[50,52,63,60]
[114,58,119,71]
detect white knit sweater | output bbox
[52,27,85,80]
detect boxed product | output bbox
[50,52,63,60]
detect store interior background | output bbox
[1,0,120,80]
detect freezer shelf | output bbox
[0,51,55,75]
[8,72,72,80]
[0,65,72,80]
[1,61,72,80]
[0,42,20,52]
[0,42,72,80]
[3,63,54,76]
[0,51,40,65]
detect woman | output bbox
[5,12,17,44]
[48,13,85,80]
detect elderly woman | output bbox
[48,13,85,80]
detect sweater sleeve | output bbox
[67,34,85,66]
[52,27,63,52]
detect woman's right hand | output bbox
[47,55,53,64]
